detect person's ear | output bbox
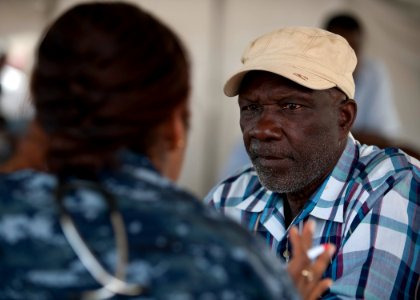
[338,99,357,138]
[165,105,186,151]
[157,104,188,181]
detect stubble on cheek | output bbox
[250,133,338,194]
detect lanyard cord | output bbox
[55,180,143,299]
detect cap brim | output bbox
[223,63,337,97]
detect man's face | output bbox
[238,71,346,194]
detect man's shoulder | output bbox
[358,145,419,176]
[351,144,420,198]
[205,165,264,208]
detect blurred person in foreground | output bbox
[0,2,334,300]
[206,27,419,299]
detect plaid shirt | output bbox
[206,136,420,299]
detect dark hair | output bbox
[31,2,190,177]
[324,13,363,34]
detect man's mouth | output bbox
[250,150,293,160]
[251,153,293,165]
[256,155,288,160]
[248,141,293,160]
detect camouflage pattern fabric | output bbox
[0,150,298,300]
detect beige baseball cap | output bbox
[224,26,357,99]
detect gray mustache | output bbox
[248,141,293,159]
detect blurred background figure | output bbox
[324,12,401,147]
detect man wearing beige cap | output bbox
[206,27,419,299]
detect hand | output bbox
[287,221,335,300]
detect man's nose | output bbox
[249,111,283,141]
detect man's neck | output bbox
[283,172,330,228]
[283,195,307,228]
[283,139,348,227]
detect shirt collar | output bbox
[235,188,275,212]
[233,135,359,223]
[309,135,358,223]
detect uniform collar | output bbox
[112,149,176,189]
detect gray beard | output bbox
[250,139,338,194]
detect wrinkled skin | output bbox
[238,71,356,218]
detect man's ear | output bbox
[338,99,357,138]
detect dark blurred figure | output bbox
[324,13,420,158]
[0,2,333,300]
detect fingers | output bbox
[288,226,303,257]
[307,278,332,300]
[301,220,314,250]
[311,244,335,280]
[297,246,335,300]
[289,221,314,254]
[286,220,337,300]
[287,226,311,283]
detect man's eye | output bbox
[282,103,302,110]
[241,104,260,111]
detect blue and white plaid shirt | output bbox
[206,135,420,299]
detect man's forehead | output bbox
[238,71,346,101]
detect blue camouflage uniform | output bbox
[0,150,298,300]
